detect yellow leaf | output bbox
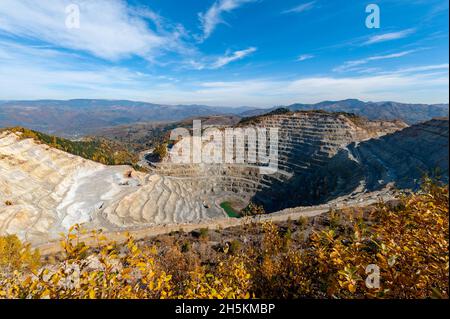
[348,283,356,293]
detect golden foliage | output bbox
[182,258,251,299]
[0,180,448,299]
[0,235,40,273]
[305,178,449,298]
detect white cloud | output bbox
[188,70,448,106]
[185,47,257,70]
[282,1,316,14]
[198,0,255,41]
[334,50,415,72]
[211,47,257,69]
[0,39,161,100]
[390,63,449,74]
[0,34,447,106]
[0,0,189,61]
[297,54,315,61]
[364,29,415,45]
[1,41,446,106]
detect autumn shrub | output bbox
[181,242,191,253]
[0,226,172,299]
[153,142,168,161]
[304,178,449,298]
[241,202,265,217]
[0,180,447,299]
[182,257,252,299]
[228,240,241,255]
[199,228,209,240]
[0,234,40,273]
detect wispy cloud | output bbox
[364,28,416,45]
[1,41,446,106]
[382,63,449,75]
[198,0,255,41]
[334,50,415,72]
[424,0,449,21]
[0,0,447,106]
[282,1,316,14]
[297,54,315,61]
[0,0,257,70]
[190,68,448,106]
[0,0,191,61]
[211,47,257,69]
[0,40,160,100]
[186,47,257,70]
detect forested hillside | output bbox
[2,127,138,166]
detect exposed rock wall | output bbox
[0,131,144,243]
[157,112,409,211]
[0,112,447,245]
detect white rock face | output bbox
[0,132,138,241]
[0,131,227,244]
[1,112,446,246]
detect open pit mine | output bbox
[0,111,448,246]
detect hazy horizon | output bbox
[0,97,449,109]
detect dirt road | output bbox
[35,194,388,255]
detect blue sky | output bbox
[0,0,448,106]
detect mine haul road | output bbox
[35,193,390,256]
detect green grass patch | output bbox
[220,202,240,218]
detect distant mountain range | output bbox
[242,99,449,124]
[0,99,448,137]
[0,99,253,137]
